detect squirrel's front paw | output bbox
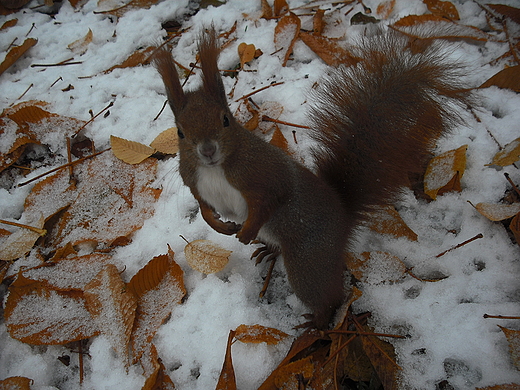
[236,228,256,245]
[221,221,241,235]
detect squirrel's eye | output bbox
[223,114,230,127]
[177,128,185,139]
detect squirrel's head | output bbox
[154,27,236,167]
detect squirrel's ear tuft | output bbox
[154,47,186,117]
[198,26,228,107]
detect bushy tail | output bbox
[308,31,473,222]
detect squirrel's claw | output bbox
[251,245,280,265]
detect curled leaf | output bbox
[0,213,45,261]
[150,127,179,154]
[424,145,467,200]
[274,12,301,66]
[490,137,520,167]
[68,29,93,55]
[235,324,289,345]
[238,42,256,69]
[0,38,37,76]
[184,239,231,274]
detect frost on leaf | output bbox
[0,212,45,261]
[150,127,179,155]
[46,152,161,247]
[473,202,520,222]
[490,137,520,167]
[346,251,406,284]
[499,326,520,371]
[84,264,137,367]
[274,12,301,66]
[424,145,467,200]
[68,29,93,55]
[216,330,237,390]
[365,205,418,241]
[234,324,289,345]
[0,376,33,389]
[5,271,99,344]
[0,38,37,77]
[129,246,186,363]
[110,135,155,164]
[184,239,232,274]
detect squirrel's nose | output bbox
[199,142,216,158]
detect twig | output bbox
[235,82,284,102]
[17,149,109,187]
[328,330,406,339]
[154,100,168,121]
[12,83,33,104]
[31,58,82,67]
[262,115,310,129]
[483,314,520,320]
[435,233,484,258]
[0,219,46,236]
[50,77,63,88]
[73,101,114,136]
[505,173,520,198]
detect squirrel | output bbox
[154,27,472,329]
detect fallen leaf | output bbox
[487,4,520,25]
[0,213,45,261]
[0,38,37,76]
[473,203,520,222]
[274,12,301,66]
[270,126,291,155]
[510,213,520,245]
[273,0,288,17]
[377,0,396,19]
[68,29,93,55]
[84,264,137,367]
[150,127,179,154]
[103,46,156,73]
[238,42,256,68]
[234,324,289,345]
[424,145,467,200]
[1,18,17,30]
[346,251,406,284]
[365,205,418,241]
[424,0,460,20]
[299,31,359,66]
[274,356,314,388]
[490,137,520,166]
[129,246,186,363]
[312,9,325,35]
[110,135,155,164]
[5,271,99,344]
[0,376,33,389]
[260,0,272,19]
[480,66,520,93]
[216,330,237,390]
[184,239,232,274]
[499,326,520,370]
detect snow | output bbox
[1,0,520,389]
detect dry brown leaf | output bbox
[216,330,237,390]
[184,239,232,274]
[129,246,186,363]
[238,42,256,68]
[1,18,17,30]
[234,324,289,345]
[377,0,396,19]
[487,4,520,25]
[103,46,156,73]
[490,137,520,167]
[274,12,301,66]
[68,28,93,55]
[360,325,400,389]
[46,152,161,248]
[110,135,155,164]
[424,145,467,200]
[473,203,520,222]
[365,205,418,241]
[0,376,33,389]
[84,264,137,367]
[424,0,460,20]
[273,0,288,17]
[269,126,291,155]
[498,326,520,370]
[313,9,325,35]
[511,213,520,245]
[299,31,359,67]
[346,251,406,284]
[260,0,272,19]
[97,0,160,17]
[4,271,99,344]
[0,38,37,76]
[150,127,179,154]
[480,66,520,93]
[273,356,314,388]
[0,213,45,261]
[141,344,176,390]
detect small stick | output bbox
[73,101,114,136]
[0,219,46,236]
[17,149,109,187]
[31,58,82,67]
[435,233,483,258]
[50,77,63,88]
[505,173,520,198]
[262,115,310,129]
[483,314,520,320]
[235,82,284,102]
[328,330,406,339]
[153,100,168,121]
[13,83,33,103]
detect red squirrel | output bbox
[154,27,471,329]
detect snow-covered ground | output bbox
[1,0,520,389]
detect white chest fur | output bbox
[196,165,248,223]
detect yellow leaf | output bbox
[68,29,93,55]
[274,357,314,388]
[0,213,45,261]
[499,326,520,371]
[365,205,418,241]
[424,145,467,200]
[0,376,33,389]
[480,66,520,93]
[424,0,460,20]
[473,202,520,222]
[110,135,155,164]
[84,264,137,367]
[238,42,256,69]
[234,324,289,345]
[274,12,301,67]
[216,330,237,390]
[150,127,179,155]
[491,137,520,167]
[184,239,231,274]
